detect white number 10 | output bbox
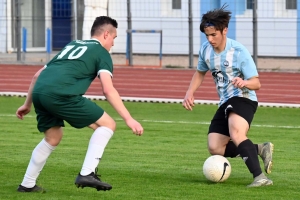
[57,45,88,60]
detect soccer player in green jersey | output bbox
[16,16,144,193]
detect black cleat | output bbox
[17,185,46,193]
[75,169,112,191]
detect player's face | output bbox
[103,27,117,51]
[204,27,227,52]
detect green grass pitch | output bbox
[0,96,299,200]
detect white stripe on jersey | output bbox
[98,69,113,78]
[205,47,212,69]
[225,48,235,99]
[214,53,221,70]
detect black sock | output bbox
[254,144,258,154]
[237,139,262,178]
[224,141,239,158]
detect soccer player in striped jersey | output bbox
[182,4,273,187]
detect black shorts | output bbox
[208,97,258,136]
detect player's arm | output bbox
[99,72,143,135]
[99,72,131,120]
[232,76,261,90]
[233,49,261,90]
[186,70,206,93]
[16,67,45,119]
[183,70,206,111]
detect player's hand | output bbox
[182,93,195,111]
[232,77,246,88]
[125,118,144,136]
[16,105,31,120]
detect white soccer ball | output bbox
[203,155,231,183]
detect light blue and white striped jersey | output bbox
[197,38,258,107]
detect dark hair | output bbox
[90,16,118,37]
[199,4,231,33]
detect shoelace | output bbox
[93,167,102,181]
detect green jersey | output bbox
[34,39,113,96]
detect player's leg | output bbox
[17,93,64,193]
[80,112,116,175]
[74,112,115,191]
[229,97,273,174]
[207,133,231,155]
[207,104,239,158]
[17,126,63,193]
[210,133,272,161]
[208,132,267,160]
[208,101,273,165]
[228,112,272,187]
[60,96,114,191]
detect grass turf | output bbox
[0,96,299,200]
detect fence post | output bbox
[127,0,133,66]
[126,32,130,65]
[46,28,52,62]
[73,0,78,40]
[22,27,27,61]
[252,0,258,65]
[159,30,162,68]
[188,0,194,68]
[15,0,21,61]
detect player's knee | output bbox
[89,123,99,130]
[107,118,116,132]
[94,112,117,131]
[208,143,224,155]
[229,132,247,145]
[208,147,220,155]
[44,127,63,146]
[98,118,116,131]
[44,135,62,146]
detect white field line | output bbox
[1,114,299,129]
[1,92,300,108]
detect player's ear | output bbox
[104,30,109,39]
[223,27,228,35]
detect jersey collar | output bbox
[91,38,103,46]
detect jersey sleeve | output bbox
[97,51,114,78]
[197,44,209,72]
[238,49,259,79]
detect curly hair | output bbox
[199,4,231,33]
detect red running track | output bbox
[1,64,300,104]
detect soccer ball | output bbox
[203,155,231,183]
